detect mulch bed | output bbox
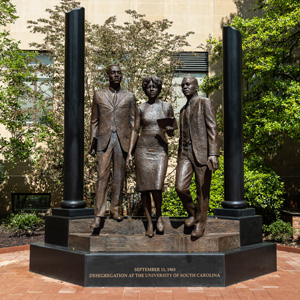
[0,225,44,249]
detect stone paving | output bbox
[0,249,300,299]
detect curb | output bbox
[0,245,30,254]
[277,244,300,254]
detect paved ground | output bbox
[0,249,300,300]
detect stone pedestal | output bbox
[45,208,94,247]
[30,215,276,287]
[214,208,262,246]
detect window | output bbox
[12,193,51,212]
[21,53,53,125]
[173,52,208,113]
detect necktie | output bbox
[111,91,117,132]
[113,91,117,106]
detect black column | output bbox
[61,7,86,209]
[222,26,247,209]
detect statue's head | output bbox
[106,64,123,87]
[142,75,162,99]
[181,76,199,99]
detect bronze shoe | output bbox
[191,222,205,238]
[185,215,195,227]
[90,216,101,229]
[110,211,123,221]
[156,217,165,232]
[145,223,154,237]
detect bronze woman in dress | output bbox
[127,76,175,237]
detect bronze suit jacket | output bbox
[178,95,219,165]
[90,87,136,152]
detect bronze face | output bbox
[181,77,198,98]
[107,65,123,86]
[145,81,159,100]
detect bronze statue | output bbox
[175,76,219,238]
[90,64,136,228]
[127,76,176,237]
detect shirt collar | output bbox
[109,86,121,94]
[186,93,198,107]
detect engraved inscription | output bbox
[88,265,221,281]
[106,236,126,250]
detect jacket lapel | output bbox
[179,107,184,150]
[115,88,127,107]
[189,95,200,121]
[102,87,114,107]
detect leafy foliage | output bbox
[162,155,285,224]
[0,0,38,177]
[200,0,300,158]
[26,0,193,198]
[0,0,17,26]
[264,219,294,243]
[3,212,45,237]
[162,187,187,218]
[243,158,285,224]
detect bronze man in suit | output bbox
[175,76,219,238]
[90,65,136,228]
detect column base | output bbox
[214,208,262,246]
[60,200,86,209]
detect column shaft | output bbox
[61,7,85,208]
[222,26,247,209]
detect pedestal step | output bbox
[68,217,240,252]
[68,217,240,235]
[69,232,240,252]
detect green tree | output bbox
[0,0,37,183]
[27,0,193,200]
[201,0,300,158]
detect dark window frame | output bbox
[175,52,208,73]
[12,193,51,213]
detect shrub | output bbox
[4,212,45,237]
[264,219,294,243]
[162,155,285,225]
[244,159,285,225]
[162,187,187,217]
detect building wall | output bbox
[2,0,299,213]
[8,0,237,51]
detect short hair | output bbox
[142,75,162,94]
[106,64,121,75]
[182,76,199,87]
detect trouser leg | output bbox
[175,154,195,217]
[95,142,113,217]
[110,132,126,215]
[194,164,211,226]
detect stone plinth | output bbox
[68,217,240,252]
